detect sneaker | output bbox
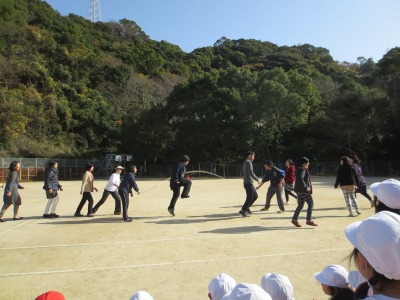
[50,213,59,218]
[239,210,248,217]
[356,210,362,215]
[122,217,133,222]
[348,213,356,217]
[91,208,97,214]
[285,201,289,205]
[277,210,285,214]
[13,217,24,220]
[181,194,190,199]
[43,214,51,218]
[260,207,269,211]
[0,218,5,222]
[114,211,122,215]
[291,220,301,227]
[306,220,318,226]
[87,214,95,217]
[74,213,84,217]
[246,208,253,214]
[168,208,175,217]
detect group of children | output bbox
[204,178,400,299]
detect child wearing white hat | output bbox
[370,179,400,215]
[345,211,400,299]
[208,273,237,300]
[129,291,153,300]
[221,283,272,300]
[260,273,295,300]
[314,264,354,299]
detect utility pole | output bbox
[88,0,102,22]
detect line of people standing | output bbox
[41,162,141,222]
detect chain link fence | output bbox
[0,158,399,181]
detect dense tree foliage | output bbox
[0,0,398,163]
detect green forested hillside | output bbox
[0,0,399,163]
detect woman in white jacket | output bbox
[92,166,123,215]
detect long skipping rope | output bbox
[138,170,225,195]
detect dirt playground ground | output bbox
[0,176,394,300]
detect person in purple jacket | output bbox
[349,154,373,208]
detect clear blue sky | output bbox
[43,0,399,63]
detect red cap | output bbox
[35,291,65,300]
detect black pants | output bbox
[118,189,130,220]
[168,178,192,211]
[284,184,297,202]
[355,185,372,202]
[75,192,94,215]
[93,189,121,213]
[241,183,258,212]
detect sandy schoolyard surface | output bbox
[0,176,391,299]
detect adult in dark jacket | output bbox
[348,154,373,207]
[257,160,285,213]
[43,160,63,218]
[0,161,24,222]
[334,156,360,217]
[118,165,140,222]
[167,155,192,216]
[291,157,318,227]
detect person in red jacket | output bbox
[283,159,297,204]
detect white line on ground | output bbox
[0,219,33,236]
[0,247,351,277]
[0,228,344,250]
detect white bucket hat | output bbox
[208,273,237,300]
[314,265,349,288]
[115,166,124,170]
[221,283,272,300]
[345,211,400,280]
[260,273,294,300]
[129,291,153,300]
[370,179,400,209]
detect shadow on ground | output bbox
[199,225,314,234]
